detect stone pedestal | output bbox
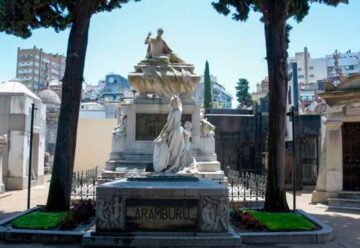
[103,98,224,180]
[83,176,240,247]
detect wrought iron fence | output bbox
[226,169,267,202]
[71,167,267,203]
[71,167,99,200]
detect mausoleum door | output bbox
[342,122,360,191]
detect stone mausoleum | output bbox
[0,81,46,191]
[38,87,61,170]
[85,30,238,247]
[312,74,360,203]
[103,35,224,180]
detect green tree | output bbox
[236,78,252,108]
[204,60,212,109]
[212,0,347,212]
[0,0,139,211]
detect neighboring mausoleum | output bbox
[0,81,46,190]
[38,87,61,170]
[312,74,360,204]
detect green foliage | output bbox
[211,0,347,23]
[11,211,69,230]
[235,78,252,108]
[0,0,139,38]
[245,210,316,231]
[204,60,212,109]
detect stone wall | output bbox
[74,118,117,171]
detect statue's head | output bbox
[169,95,182,112]
[157,28,164,37]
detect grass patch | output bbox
[11,211,69,230]
[245,210,316,231]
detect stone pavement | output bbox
[0,176,51,221]
[0,180,359,248]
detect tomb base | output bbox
[83,176,240,247]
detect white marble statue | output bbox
[153,95,196,173]
[144,28,184,64]
[129,28,200,101]
[200,118,215,137]
[112,115,127,137]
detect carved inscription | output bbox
[126,199,197,231]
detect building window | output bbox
[309,66,314,70]
[298,75,304,79]
[298,68,302,71]
[310,74,314,78]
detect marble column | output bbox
[311,121,327,203]
[0,135,8,194]
[325,121,343,193]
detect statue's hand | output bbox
[148,32,151,37]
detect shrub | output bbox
[59,199,95,230]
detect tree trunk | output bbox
[46,0,92,211]
[263,1,290,212]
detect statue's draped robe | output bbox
[153,108,196,173]
[146,38,172,58]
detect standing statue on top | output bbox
[153,95,197,173]
[144,28,184,64]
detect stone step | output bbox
[328,197,360,209]
[338,191,360,200]
[110,153,217,162]
[197,161,221,172]
[105,160,151,171]
[109,153,152,161]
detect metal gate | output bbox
[217,132,255,174]
[301,136,319,185]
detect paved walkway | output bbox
[0,180,359,248]
[0,176,51,221]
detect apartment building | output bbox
[16,46,66,91]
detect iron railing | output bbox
[71,167,267,203]
[226,169,266,202]
[71,167,99,200]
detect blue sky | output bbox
[0,0,359,99]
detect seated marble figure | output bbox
[144,28,184,64]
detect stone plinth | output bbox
[104,98,225,180]
[96,176,228,233]
[128,63,200,103]
[84,176,240,247]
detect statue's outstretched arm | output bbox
[145,32,151,44]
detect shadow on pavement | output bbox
[0,211,21,222]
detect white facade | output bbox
[326,51,360,76]
[290,48,360,102]
[193,75,233,109]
